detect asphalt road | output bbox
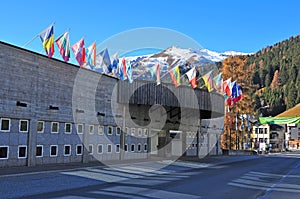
[1,153,300,199]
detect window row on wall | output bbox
[0,143,148,160]
[0,118,149,137]
[88,143,148,154]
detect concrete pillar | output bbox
[82,123,89,164]
[27,119,37,167]
[120,105,126,160]
[207,133,210,156]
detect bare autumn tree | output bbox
[220,56,255,150]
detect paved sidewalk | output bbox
[0,155,260,176]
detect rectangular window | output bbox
[126,127,130,136]
[89,125,94,134]
[88,144,93,154]
[77,124,83,134]
[19,120,29,133]
[36,145,43,157]
[65,123,72,134]
[51,122,59,133]
[137,144,141,152]
[116,127,121,135]
[76,145,83,155]
[131,144,135,152]
[0,146,8,159]
[98,126,103,135]
[107,126,113,135]
[18,146,27,158]
[131,128,135,136]
[116,144,120,153]
[144,129,148,137]
[37,121,44,133]
[50,145,58,157]
[107,144,112,153]
[138,128,142,137]
[0,118,10,132]
[64,145,71,156]
[97,144,103,154]
[144,144,147,151]
[125,144,128,152]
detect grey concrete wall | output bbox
[0,42,148,167]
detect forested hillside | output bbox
[220,35,300,149]
[247,35,300,116]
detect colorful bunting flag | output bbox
[169,66,181,87]
[122,58,127,78]
[234,84,243,103]
[86,42,96,68]
[118,60,126,80]
[98,48,111,73]
[150,63,161,85]
[223,78,232,97]
[213,72,223,92]
[72,38,86,67]
[126,61,133,83]
[111,52,119,76]
[39,24,54,58]
[185,67,197,88]
[201,70,214,92]
[55,31,70,62]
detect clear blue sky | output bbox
[1,0,300,57]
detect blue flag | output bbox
[98,48,111,74]
[127,61,133,83]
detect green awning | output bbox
[259,117,300,124]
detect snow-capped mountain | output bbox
[127,46,249,79]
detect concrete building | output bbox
[0,41,224,167]
[251,124,270,151]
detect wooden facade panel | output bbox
[117,81,224,116]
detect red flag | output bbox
[185,67,197,88]
[72,38,86,67]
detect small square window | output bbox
[107,144,112,153]
[98,126,103,135]
[131,144,135,152]
[88,144,93,154]
[18,146,27,158]
[36,145,43,157]
[37,121,44,133]
[0,118,10,132]
[64,145,71,156]
[0,146,8,159]
[97,144,103,154]
[137,144,141,152]
[116,127,121,135]
[131,128,135,136]
[77,124,83,134]
[108,126,113,135]
[89,125,94,134]
[116,144,120,153]
[76,145,83,155]
[144,144,147,151]
[19,120,29,133]
[51,122,59,133]
[65,123,72,134]
[138,128,142,136]
[124,144,128,152]
[50,145,58,157]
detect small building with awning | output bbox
[259,103,300,151]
